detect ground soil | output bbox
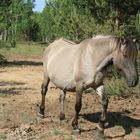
[0,57,140,140]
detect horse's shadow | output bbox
[81,111,140,136]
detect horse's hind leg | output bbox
[38,77,50,118]
[96,85,108,137]
[72,83,83,134]
[59,90,66,120]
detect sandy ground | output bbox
[0,62,140,140]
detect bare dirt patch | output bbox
[0,64,140,140]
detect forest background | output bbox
[0,0,140,46]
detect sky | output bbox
[33,0,46,12]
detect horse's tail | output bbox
[42,45,52,81]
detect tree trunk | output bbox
[115,16,120,31]
[115,8,120,31]
[3,29,7,42]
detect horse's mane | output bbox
[92,35,121,43]
[111,37,122,49]
[92,35,111,39]
[91,35,123,51]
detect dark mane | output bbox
[113,37,122,49]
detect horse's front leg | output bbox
[72,84,83,134]
[96,85,108,137]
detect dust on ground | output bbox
[0,61,140,140]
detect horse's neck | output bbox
[81,37,116,73]
[95,42,115,73]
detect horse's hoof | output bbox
[37,112,44,118]
[71,129,81,135]
[59,113,65,120]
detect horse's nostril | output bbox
[132,80,135,86]
[128,79,137,87]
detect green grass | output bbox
[0,133,6,140]
[52,128,62,136]
[136,130,140,138]
[65,136,73,140]
[0,42,46,57]
[105,73,140,98]
[0,93,9,97]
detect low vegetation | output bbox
[105,76,140,98]
[0,42,46,60]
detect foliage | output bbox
[38,0,140,42]
[135,10,140,31]
[0,0,39,45]
[0,53,7,62]
[1,0,140,43]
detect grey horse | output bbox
[38,35,138,137]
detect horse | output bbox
[38,35,138,137]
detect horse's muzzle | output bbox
[127,76,138,87]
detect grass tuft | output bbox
[65,136,73,140]
[52,128,61,136]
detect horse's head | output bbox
[113,38,138,87]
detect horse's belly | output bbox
[48,71,76,91]
[51,78,76,91]
[47,50,76,91]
